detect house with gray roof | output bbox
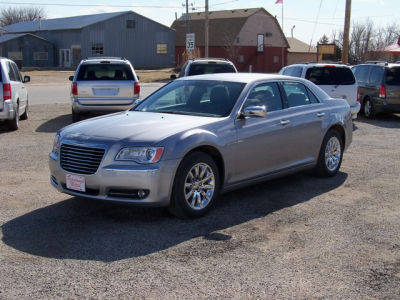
[1,11,175,68]
[286,37,317,65]
[171,7,288,72]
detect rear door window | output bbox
[368,66,384,86]
[188,63,236,76]
[385,67,400,86]
[305,66,355,85]
[77,64,134,81]
[11,63,22,82]
[6,62,18,82]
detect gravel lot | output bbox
[0,103,399,299]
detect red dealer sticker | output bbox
[66,174,86,192]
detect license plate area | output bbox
[66,174,86,192]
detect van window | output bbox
[11,63,22,82]
[305,66,355,85]
[188,63,236,76]
[77,64,134,81]
[352,65,370,84]
[282,66,302,77]
[385,67,400,86]
[6,62,18,82]
[368,66,384,86]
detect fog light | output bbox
[138,190,146,198]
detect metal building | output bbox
[2,11,175,68]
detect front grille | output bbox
[60,143,105,175]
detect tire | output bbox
[363,98,375,119]
[20,100,28,120]
[315,129,343,177]
[7,103,19,131]
[169,152,220,218]
[72,108,80,122]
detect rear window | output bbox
[188,63,236,76]
[282,66,303,77]
[385,67,400,86]
[77,64,134,81]
[305,66,355,85]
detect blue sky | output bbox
[1,0,399,46]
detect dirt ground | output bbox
[0,104,399,299]
[23,68,175,85]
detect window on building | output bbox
[127,20,136,28]
[238,55,244,63]
[8,51,22,61]
[156,44,168,54]
[34,52,48,60]
[91,43,104,55]
[273,56,279,63]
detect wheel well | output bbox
[329,124,346,148]
[185,146,225,187]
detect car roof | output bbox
[288,63,350,68]
[189,58,234,64]
[176,72,308,84]
[353,62,400,68]
[80,57,130,64]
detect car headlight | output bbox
[52,133,61,156]
[115,147,164,163]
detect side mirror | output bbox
[23,75,30,83]
[170,74,177,80]
[137,75,140,81]
[69,76,74,81]
[242,106,267,118]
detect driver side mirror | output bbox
[241,106,267,118]
[170,74,177,80]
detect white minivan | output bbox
[279,63,360,119]
[0,57,30,130]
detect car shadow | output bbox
[1,171,348,262]
[355,113,400,129]
[35,114,72,133]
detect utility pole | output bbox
[185,0,192,59]
[205,0,209,58]
[342,0,352,64]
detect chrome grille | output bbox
[60,144,105,175]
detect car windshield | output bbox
[77,64,134,81]
[305,66,355,85]
[134,80,246,117]
[188,63,236,76]
[385,67,400,85]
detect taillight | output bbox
[357,87,360,102]
[379,85,386,98]
[3,83,11,100]
[71,82,78,95]
[134,82,140,95]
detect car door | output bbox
[280,81,328,164]
[232,82,296,183]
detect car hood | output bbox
[61,111,220,144]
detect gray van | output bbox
[0,57,30,130]
[351,62,400,118]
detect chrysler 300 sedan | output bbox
[49,73,352,218]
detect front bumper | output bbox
[0,100,15,121]
[49,151,179,207]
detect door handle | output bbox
[280,119,290,126]
[317,112,325,117]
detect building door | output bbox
[71,46,81,67]
[59,49,71,68]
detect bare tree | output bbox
[0,7,46,27]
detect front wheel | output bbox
[315,129,343,177]
[169,152,220,218]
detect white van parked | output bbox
[279,63,360,119]
[0,57,30,130]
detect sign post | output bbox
[186,33,195,59]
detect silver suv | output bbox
[171,58,237,79]
[69,57,140,122]
[0,57,30,130]
[279,63,360,119]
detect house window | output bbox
[127,20,136,28]
[91,43,104,55]
[239,55,244,63]
[34,52,48,60]
[273,56,280,63]
[156,44,168,54]
[8,51,22,60]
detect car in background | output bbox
[351,62,400,118]
[170,58,237,80]
[50,73,352,218]
[0,57,30,130]
[279,63,360,119]
[69,57,140,122]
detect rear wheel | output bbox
[20,100,28,120]
[169,152,220,218]
[7,103,19,131]
[363,98,375,119]
[72,108,80,122]
[315,129,343,177]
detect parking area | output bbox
[0,102,399,298]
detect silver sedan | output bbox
[49,73,353,218]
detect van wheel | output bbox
[315,129,343,177]
[20,100,28,120]
[8,103,19,131]
[363,98,375,119]
[72,108,80,122]
[169,152,220,218]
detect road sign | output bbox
[186,33,195,51]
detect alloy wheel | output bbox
[184,163,215,210]
[325,136,341,172]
